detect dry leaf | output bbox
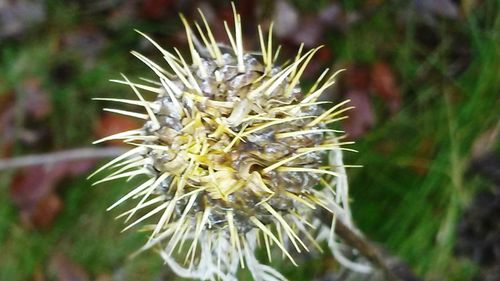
[10,160,94,229]
[370,62,401,114]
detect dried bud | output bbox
[90,4,367,281]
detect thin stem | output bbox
[0,147,128,170]
[331,216,421,281]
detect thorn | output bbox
[102,108,148,120]
[121,74,160,129]
[197,8,223,65]
[250,216,297,266]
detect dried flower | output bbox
[90,4,368,281]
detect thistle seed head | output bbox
[91,4,366,281]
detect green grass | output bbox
[347,4,499,280]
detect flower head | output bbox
[91,4,365,281]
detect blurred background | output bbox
[0,0,498,280]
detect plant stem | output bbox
[333,217,421,281]
[0,147,127,170]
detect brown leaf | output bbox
[10,160,94,229]
[342,89,375,139]
[29,192,63,229]
[370,62,401,114]
[10,165,61,229]
[10,166,52,207]
[50,252,89,281]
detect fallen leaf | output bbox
[342,89,375,139]
[95,112,141,146]
[10,165,60,229]
[50,252,89,281]
[10,160,94,229]
[29,192,62,229]
[370,62,401,114]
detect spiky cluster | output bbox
[91,5,365,281]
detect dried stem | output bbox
[332,216,421,281]
[0,147,127,170]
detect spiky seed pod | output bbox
[91,5,369,281]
